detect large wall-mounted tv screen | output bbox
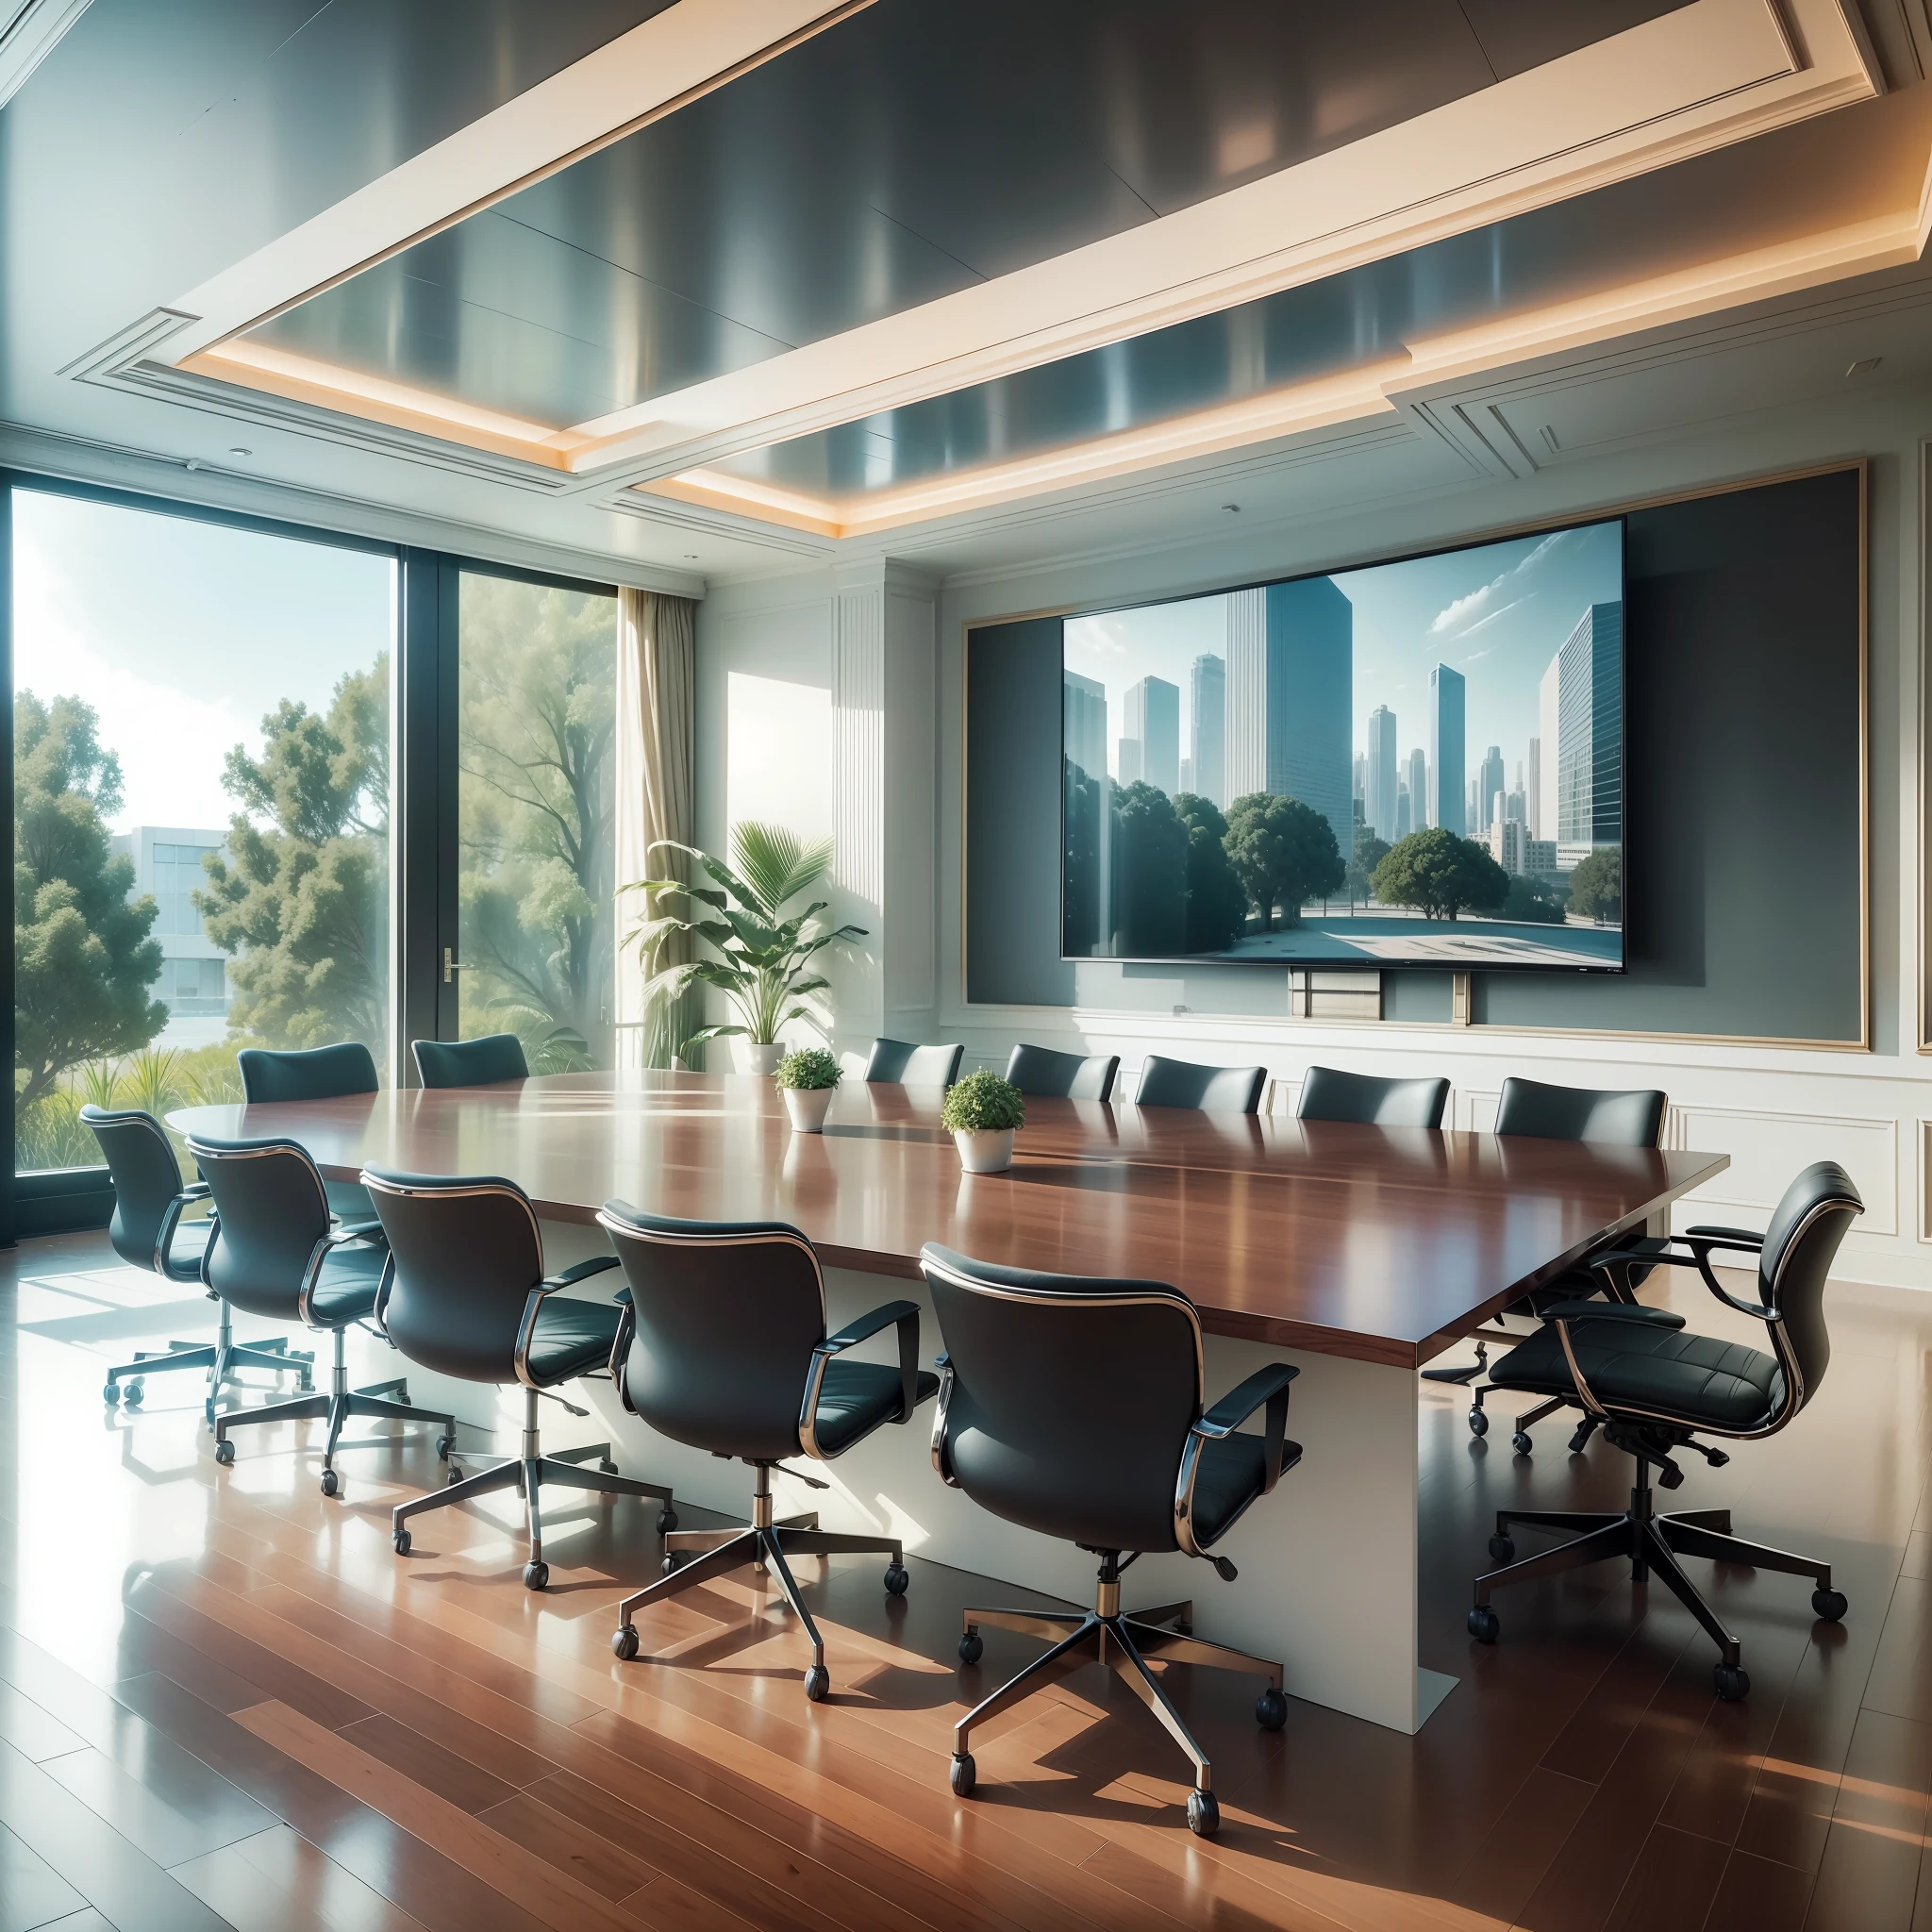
[1061,517,1626,971]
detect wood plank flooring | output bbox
[3,1229,1931,1929]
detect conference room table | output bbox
[171,1070,1728,1734]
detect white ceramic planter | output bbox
[783,1085,836,1132]
[738,1040,785,1076]
[955,1127,1016,1174]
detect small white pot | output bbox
[783,1086,835,1132]
[955,1127,1016,1174]
[738,1040,785,1076]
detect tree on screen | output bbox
[1370,829,1509,921]
[198,659,390,1056]
[1223,792,1344,931]
[1174,793,1249,952]
[1345,828,1391,909]
[1503,874,1566,924]
[1063,763,1104,956]
[1568,848,1622,924]
[1110,780,1188,956]
[13,691,167,1109]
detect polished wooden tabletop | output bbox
[169,1071,1727,1369]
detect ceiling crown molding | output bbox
[0,0,90,112]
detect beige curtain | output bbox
[615,588,698,1069]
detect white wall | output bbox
[700,375,1932,1289]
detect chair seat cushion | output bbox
[1190,1431,1306,1547]
[812,1359,941,1457]
[325,1178,377,1224]
[308,1244,387,1327]
[525,1297,624,1386]
[1486,1318,1784,1430]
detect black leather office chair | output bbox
[599,1203,938,1701]
[863,1038,963,1086]
[921,1243,1299,1838]
[1296,1065,1448,1128]
[411,1034,529,1087]
[85,1105,311,1417]
[237,1041,381,1221]
[1134,1054,1267,1114]
[1461,1074,1670,1429]
[186,1133,455,1496]
[1471,1161,1862,1700]
[361,1169,675,1590]
[1004,1042,1120,1102]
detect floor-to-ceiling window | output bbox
[456,568,618,1071]
[9,485,395,1174]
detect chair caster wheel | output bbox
[1467,1407,1488,1438]
[298,1376,313,1393]
[611,1624,640,1661]
[392,1528,411,1556]
[656,1507,677,1535]
[951,1752,976,1797]
[1713,1663,1750,1702]
[102,1383,120,1405]
[958,1629,983,1666]
[1187,1790,1220,1838]
[524,1561,549,1591]
[125,1379,143,1407]
[599,1459,618,1475]
[1468,1605,1500,1643]
[1510,1432,1533,1457]
[1813,1588,1848,1622]
[803,1665,829,1703]
[213,1440,235,1466]
[1489,1533,1516,1564]
[661,1552,682,1576]
[1255,1688,1287,1731]
[394,1385,409,1405]
[320,1469,340,1499]
[436,1435,455,1460]
[884,1563,909,1597]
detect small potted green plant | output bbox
[775,1046,841,1132]
[941,1070,1025,1174]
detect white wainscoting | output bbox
[1670,1106,1900,1238]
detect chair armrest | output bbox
[1195,1362,1298,1493]
[808,1299,922,1440]
[1592,1243,1775,1323]
[154,1183,212,1274]
[325,1218,388,1247]
[1541,1299,1684,1329]
[541,1255,622,1293]
[1684,1224,1764,1250]
[929,1352,957,1486]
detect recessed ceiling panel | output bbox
[242,0,1692,431]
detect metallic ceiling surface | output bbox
[242,0,1692,430]
[710,81,1932,500]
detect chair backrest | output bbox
[185,1134,332,1319]
[863,1038,964,1087]
[1757,1160,1862,1419]
[598,1203,826,1461]
[238,1041,378,1103]
[1493,1074,1665,1147]
[361,1168,543,1382]
[81,1105,185,1273]
[411,1034,529,1089]
[1135,1054,1266,1114]
[921,1244,1202,1556]
[1296,1066,1448,1129]
[1004,1043,1120,1102]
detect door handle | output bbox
[442,948,460,984]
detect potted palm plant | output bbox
[775,1046,841,1131]
[941,1070,1025,1174]
[624,823,865,1074]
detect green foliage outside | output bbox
[941,1070,1025,1134]
[16,1041,243,1176]
[1568,848,1623,923]
[775,1046,841,1091]
[197,659,390,1059]
[1174,793,1249,953]
[1503,874,1567,924]
[1345,827,1391,909]
[1223,791,1345,931]
[626,822,865,1049]
[1371,828,1511,921]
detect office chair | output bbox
[237,1041,382,1221]
[1004,1042,1120,1102]
[1295,1065,1448,1128]
[1460,1074,1669,1426]
[862,1038,964,1086]
[1471,1161,1862,1700]
[360,1169,675,1590]
[84,1105,311,1417]
[921,1243,1299,1838]
[600,1203,938,1701]
[1134,1054,1267,1114]
[186,1133,455,1496]
[411,1034,530,1087]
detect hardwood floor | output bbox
[2,1229,1930,1930]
